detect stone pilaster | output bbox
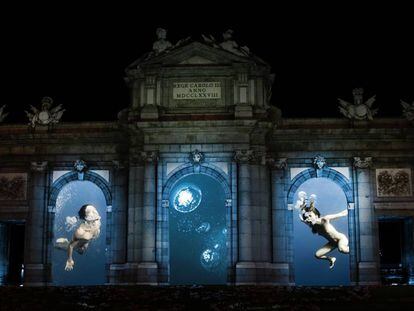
[268,157,291,284]
[353,156,380,285]
[233,150,274,284]
[24,161,49,286]
[140,76,159,120]
[234,150,254,262]
[141,151,157,263]
[108,160,128,284]
[120,151,159,284]
[234,72,253,119]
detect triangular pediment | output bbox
[127,41,269,70]
[178,55,215,65]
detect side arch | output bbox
[287,168,353,205]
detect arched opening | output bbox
[51,180,107,285]
[168,173,228,285]
[292,177,350,285]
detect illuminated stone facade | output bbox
[0,37,413,286]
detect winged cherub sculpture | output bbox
[338,88,378,120]
[25,97,65,128]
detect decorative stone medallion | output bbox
[376,168,412,197]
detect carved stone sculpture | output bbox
[313,155,326,170]
[401,100,414,122]
[190,149,204,165]
[0,105,8,123]
[219,29,250,57]
[152,28,173,55]
[74,159,87,180]
[74,160,87,173]
[25,97,65,128]
[353,157,372,169]
[338,88,378,120]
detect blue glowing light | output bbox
[173,185,202,213]
[200,248,220,270]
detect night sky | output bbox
[2,4,413,123]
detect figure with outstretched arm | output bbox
[55,204,101,271]
[296,192,349,269]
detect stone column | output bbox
[235,150,253,262]
[141,151,157,262]
[119,154,144,284]
[123,151,159,284]
[268,157,291,284]
[234,149,256,283]
[134,151,158,284]
[126,156,143,264]
[108,161,128,284]
[353,157,380,285]
[24,161,48,286]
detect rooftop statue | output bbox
[401,100,414,122]
[218,29,250,57]
[25,97,65,128]
[0,105,8,123]
[338,88,378,120]
[152,28,173,55]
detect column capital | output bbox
[140,151,158,163]
[234,149,254,164]
[112,159,128,170]
[30,161,48,172]
[266,157,287,170]
[353,156,373,169]
[130,151,159,165]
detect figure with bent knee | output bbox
[295,191,349,269]
[54,204,101,271]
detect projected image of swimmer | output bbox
[295,191,349,269]
[54,204,101,271]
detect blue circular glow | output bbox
[173,185,202,213]
[200,248,220,270]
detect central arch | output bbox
[163,164,232,285]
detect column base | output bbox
[109,262,158,285]
[235,262,292,285]
[24,264,50,286]
[358,261,381,285]
[140,105,159,120]
[234,104,253,119]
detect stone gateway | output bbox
[0,30,413,286]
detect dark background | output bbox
[2,3,413,122]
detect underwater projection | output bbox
[293,178,350,285]
[52,181,107,285]
[169,174,227,285]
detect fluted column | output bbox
[353,157,380,285]
[24,161,48,286]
